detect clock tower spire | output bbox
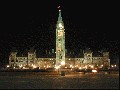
[56,8,65,68]
[58,9,62,21]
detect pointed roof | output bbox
[57,6,63,23]
[29,47,35,53]
[58,9,62,22]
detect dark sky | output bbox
[0,1,119,65]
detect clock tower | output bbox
[56,9,65,68]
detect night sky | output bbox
[0,1,119,66]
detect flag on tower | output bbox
[57,6,60,9]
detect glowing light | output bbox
[6,65,9,68]
[101,65,103,67]
[61,61,65,65]
[91,65,94,68]
[58,23,63,28]
[70,65,72,67]
[92,70,97,73]
[19,65,22,68]
[111,65,114,67]
[85,66,87,69]
[79,67,82,69]
[33,65,36,68]
[55,66,60,69]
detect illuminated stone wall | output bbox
[9,50,110,69]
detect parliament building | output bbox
[9,9,110,70]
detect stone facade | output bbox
[9,49,110,69]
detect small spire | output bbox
[57,6,62,21]
[59,9,61,18]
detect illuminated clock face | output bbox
[58,23,63,29]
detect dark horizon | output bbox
[0,1,119,66]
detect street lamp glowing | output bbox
[23,67,25,69]
[7,65,9,68]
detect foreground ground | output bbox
[0,71,119,89]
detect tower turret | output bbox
[9,51,17,67]
[84,49,93,64]
[28,47,36,66]
[103,52,110,67]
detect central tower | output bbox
[56,9,65,68]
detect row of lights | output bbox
[7,63,114,70]
[111,65,117,67]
